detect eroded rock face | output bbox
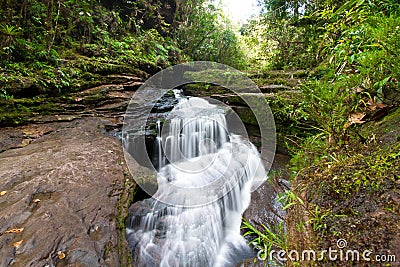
[0,118,131,266]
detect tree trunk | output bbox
[45,0,54,52]
[293,0,299,18]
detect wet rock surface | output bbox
[0,72,297,266]
[0,118,133,266]
[243,153,290,226]
[0,75,144,128]
[240,153,290,267]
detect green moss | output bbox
[232,107,258,125]
[116,171,135,266]
[181,83,222,97]
[287,107,400,261]
[0,96,63,126]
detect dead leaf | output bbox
[376,103,386,109]
[5,228,24,234]
[15,139,32,148]
[21,125,53,139]
[0,191,7,196]
[57,251,66,259]
[22,129,39,138]
[355,86,364,93]
[33,198,41,203]
[345,112,366,128]
[13,240,23,247]
[367,100,386,111]
[350,112,366,123]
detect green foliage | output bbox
[292,0,400,147]
[0,24,21,37]
[0,23,22,60]
[317,1,400,89]
[0,0,187,97]
[242,218,287,262]
[307,205,330,232]
[277,189,305,210]
[250,0,400,259]
[242,14,319,70]
[0,89,13,100]
[300,80,354,146]
[240,18,277,70]
[245,0,321,70]
[288,107,400,203]
[327,144,400,197]
[266,0,400,152]
[80,28,179,68]
[175,0,246,68]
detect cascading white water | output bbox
[126,92,266,266]
[160,97,228,170]
[155,119,164,170]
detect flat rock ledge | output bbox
[0,118,134,266]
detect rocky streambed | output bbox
[0,117,134,266]
[0,75,145,266]
[0,70,302,266]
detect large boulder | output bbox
[0,118,133,266]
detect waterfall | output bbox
[159,97,228,170]
[155,119,164,170]
[126,92,266,266]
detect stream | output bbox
[125,90,268,266]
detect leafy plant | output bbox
[0,24,21,36]
[307,205,330,232]
[0,89,13,101]
[299,80,354,147]
[0,24,21,60]
[174,0,245,68]
[242,218,287,262]
[277,189,305,210]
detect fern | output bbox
[0,24,21,36]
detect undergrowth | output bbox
[243,1,400,265]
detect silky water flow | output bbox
[126,91,266,267]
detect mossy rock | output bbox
[181,83,231,97]
[0,97,64,126]
[232,106,258,126]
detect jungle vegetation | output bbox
[1,0,399,265]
